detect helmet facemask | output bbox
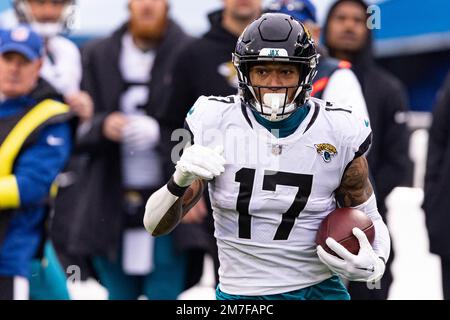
[233,13,319,122]
[14,0,76,38]
[234,55,318,121]
[252,87,298,121]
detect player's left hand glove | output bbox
[316,227,385,282]
[123,115,160,151]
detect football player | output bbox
[143,13,390,300]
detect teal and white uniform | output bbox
[186,95,372,297]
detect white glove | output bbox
[173,144,226,187]
[317,227,385,282]
[122,115,160,151]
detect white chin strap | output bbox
[30,22,63,38]
[262,93,296,122]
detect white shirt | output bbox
[42,36,82,95]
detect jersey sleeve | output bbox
[329,103,372,166]
[349,112,373,159]
[184,95,223,146]
[322,99,372,161]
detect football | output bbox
[316,207,375,256]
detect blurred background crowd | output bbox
[0,0,449,300]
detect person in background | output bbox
[423,71,450,300]
[323,0,413,299]
[266,0,369,121]
[73,0,193,299]
[9,0,94,300]
[0,26,73,300]
[160,0,262,292]
[12,0,92,120]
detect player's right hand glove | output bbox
[317,228,386,282]
[173,144,225,187]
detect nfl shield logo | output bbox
[272,144,283,155]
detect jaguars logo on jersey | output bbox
[315,143,337,163]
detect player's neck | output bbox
[251,104,310,138]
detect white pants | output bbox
[0,276,29,300]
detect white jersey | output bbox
[41,36,82,95]
[185,95,372,296]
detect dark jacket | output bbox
[423,72,450,258]
[160,10,239,130]
[57,20,194,259]
[324,0,413,217]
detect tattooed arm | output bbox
[144,179,205,236]
[334,155,391,263]
[335,156,373,207]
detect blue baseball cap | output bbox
[267,0,317,23]
[0,25,44,61]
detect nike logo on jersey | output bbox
[46,135,64,146]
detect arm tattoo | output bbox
[335,156,374,207]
